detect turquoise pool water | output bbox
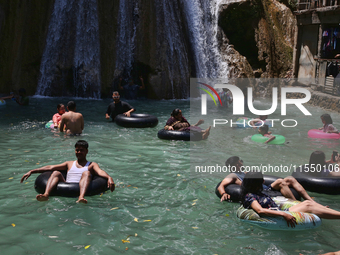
[1,97,340,254]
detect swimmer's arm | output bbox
[124,108,135,117]
[193,119,204,126]
[20,162,69,183]
[250,200,296,228]
[264,135,275,144]
[80,115,84,131]
[218,174,239,202]
[90,163,115,192]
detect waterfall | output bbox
[181,0,229,79]
[154,0,190,98]
[36,0,101,98]
[114,0,139,77]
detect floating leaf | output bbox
[127,185,131,187]
[143,220,152,222]
[11,223,15,227]
[134,218,138,222]
[48,236,58,239]
[8,177,13,180]
[25,160,29,162]
[36,163,40,165]
[133,187,138,189]
[177,174,181,177]
[192,227,198,229]
[204,186,206,189]
[25,182,29,184]
[8,149,11,150]
[225,214,230,217]
[100,193,103,197]
[110,207,119,211]
[85,245,91,249]
[135,233,138,237]
[192,199,198,202]
[122,239,130,243]
[126,247,129,250]
[192,203,196,206]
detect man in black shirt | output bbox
[105,91,135,121]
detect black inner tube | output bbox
[34,171,109,197]
[157,129,202,141]
[292,167,340,194]
[215,175,301,202]
[115,113,158,128]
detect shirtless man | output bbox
[59,101,84,135]
[20,140,115,204]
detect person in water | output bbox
[164,108,211,140]
[105,91,135,121]
[241,171,340,228]
[59,101,84,135]
[0,88,29,105]
[20,140,115,204]
[52,103,66,128]
[298,150,340,177]
[119,76,145,100]
[217,156,312,202]
[249,115,268,129]
[258,124,275,144]
[319,114,339,133]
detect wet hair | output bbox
[259,115,268,120]
[225,156,240,167]
[67,101,76,110]
[75,140,88,149]
[309,151,327,168]
[259,124,269,133]
[112,91,119,95]
[321,114,333,125]
[57,103,64,110]
[171,108,181,117]
[241,171,264,201]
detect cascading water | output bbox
[36,0,101,98]
[114,0,139,78]
[154,0,190,98]
[181,0,229,79]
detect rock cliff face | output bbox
[0,0,53,95]
[0,0,297,98]
[219,0,296,79]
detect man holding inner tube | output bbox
[217,156,313,202]
[105,91,135,121]
[20,140,115,204]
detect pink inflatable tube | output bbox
[308,129,340,139]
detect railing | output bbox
[296,0,340,11]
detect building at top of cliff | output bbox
[293,0,340,94]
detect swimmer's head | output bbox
[67,101,76,111]
[321,114,332,125]
[225,156,243,172]
[258,124,269,134]
[57,104,65,114]
[112,91,120,101]
[75,140,89,149]
[259,115,268,120]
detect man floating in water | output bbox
[105,91,135,121]
[20,140,115,203]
